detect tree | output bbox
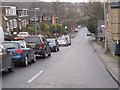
[84,2,104,34]
[26,26,35,35]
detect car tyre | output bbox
[32,54,36,63]
[43,51,48,58]
[48,52,51,57]
[55,47,58,52]
[57,48,59,51]
[8,61,14,72]
[23,56,28,66]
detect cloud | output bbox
[1,0,88,2]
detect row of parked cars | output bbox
[1,33,71,72]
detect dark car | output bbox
[0,44,14,72]
[47,38,59,52]
[24,35,51,58]
[2,41,36,67]
[4,32,14,41]
[87,33,92,36]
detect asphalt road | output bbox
[2,27,118,88]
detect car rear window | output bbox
[25,37,41,44]
[2,42,19,49]
[18,33,27,35]
[47,39,55,43]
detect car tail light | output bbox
[14,50,23,54]
[40,43,43,49]
[9,52,13,55]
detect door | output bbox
[20,42,34,62]
[42,37,50,53]
[2,46,12,70]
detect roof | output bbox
[2,14,8,21]
[42,11,55,17]
[2,2,32,9]
[29,10,43,18]
[111,2,120,8]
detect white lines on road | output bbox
[27,70,43,83]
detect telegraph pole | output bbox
[104,0,107,53]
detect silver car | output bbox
[0,44,14,72]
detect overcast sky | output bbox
[1,0,119,2]
[41,0,89,2]
[1,0,90,2]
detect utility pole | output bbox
[52,0,59,37]
[34,8,39,35]
[104,0,107,53]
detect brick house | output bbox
[29,10,42,25]
[2,6,18,33]
[105,1,120,55]
[17,9,29,32]
[41,11,56,25]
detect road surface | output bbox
[2,27,118,88]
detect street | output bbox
[2,27,118,88]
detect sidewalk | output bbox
[90,39,120,86]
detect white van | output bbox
[0,27,4,43]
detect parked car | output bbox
[24,35,51,58]
[17,32,29,38]
[2,41,36,67]
[64,35,71,45]
[0,27,4,43]
[4,32,14,41]
[0,44,14,72]
[73,28,78,32]
[47,38,59,52]
[57,37,69,46]
[87,33,92,36]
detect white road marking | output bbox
[27,70,43,83]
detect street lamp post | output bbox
[34,8,39,35]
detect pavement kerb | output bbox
[90,40,120,86]
[106,66,120,86]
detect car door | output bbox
[0,47,2,71]
[25,43,34,61]
[55,40,59,49]
[42,37,50,53]
[2,45,12,70]
[19,42,31,62]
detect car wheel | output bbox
[8,61,14,72]
[43,51,48,58]
[57,48,59,51]
[32,54,36,63]
[23,56,28,66]
[55,47,57,52]
[48,52,51,57]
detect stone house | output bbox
[2,6,18,33]
[105,1,120,55]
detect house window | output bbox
[19,22,22,30]
[9,20,13,29]
[25,10,28,16]
[5,8,9,15]
[19,11,22,17]
[13,19,17,28]
[43,17,51,21]
[22,20,26,27]
[5,7,16,16]
[10,7,16,16]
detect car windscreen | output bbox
[2,42,20,49]
[25,37,40,44]
[47,39,55,43]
